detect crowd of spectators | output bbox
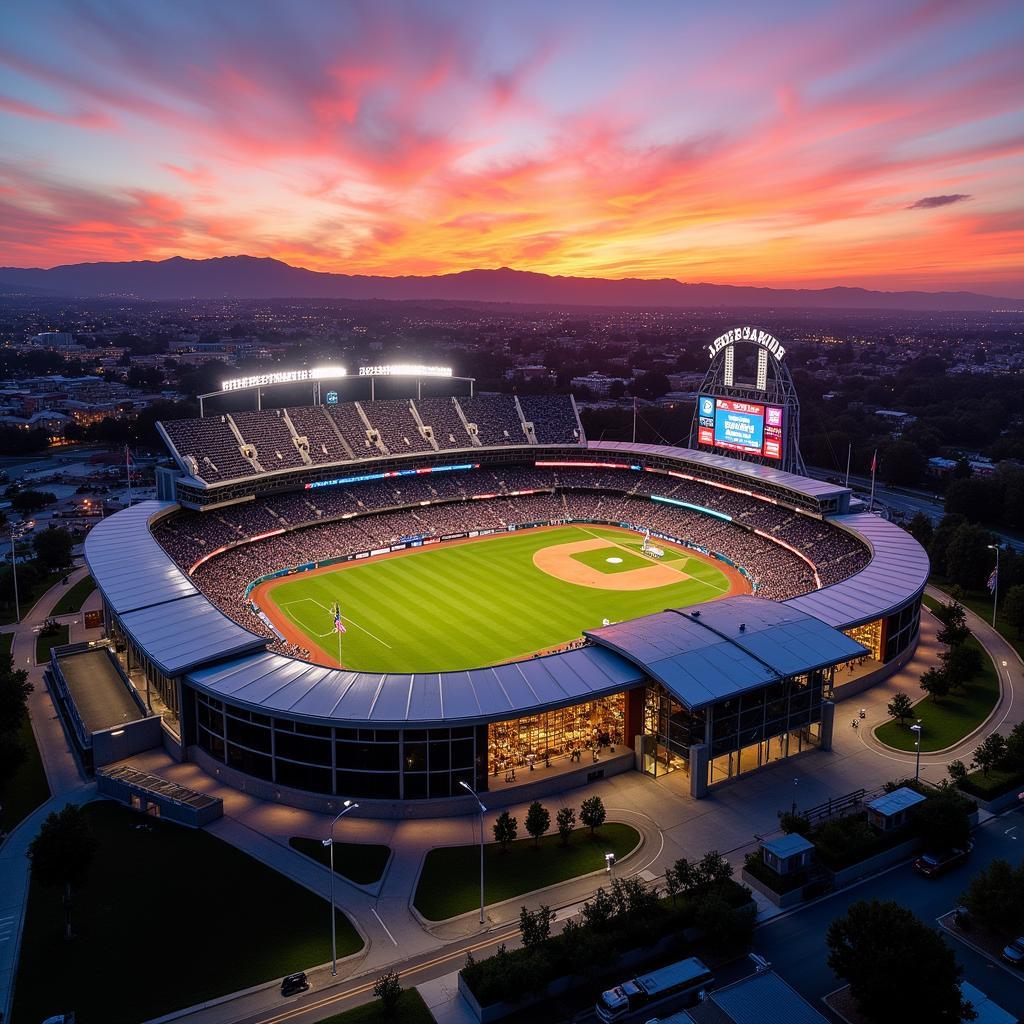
[155,464,869,657]
[160,395,585,484]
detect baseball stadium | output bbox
[68,328,929,816]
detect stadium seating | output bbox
[361,399,433,455]
[160,415,256,482]
[326,401,379,456]
[413,397,474,449]
[518,394,580,444]
[232,410,306,471]
[287,405,351,463]
[458,395,524,445]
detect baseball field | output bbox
[252,524,744,672]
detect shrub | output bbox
[580,796,606,835]
[525,801,550,847]
[556,806,575,846]
[492,811,518,851]
[372,971,402,1015]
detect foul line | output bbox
[282,597,393,650]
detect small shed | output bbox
[762,832,815,875]
[866,786,926,832]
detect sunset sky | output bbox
[1,0,1022,295]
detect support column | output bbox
[689,742,709,799]
[819,700,835,752]
[623,686,645,751]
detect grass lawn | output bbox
[263,526,734,672]
[318,989,434,1024]
[0,567,70,625]
[875,634,999,752]
[289,835,391,885]
[50,574,96,616]
[35,623,69,663]
[15,800,363,1024]
[413,822,641,921]
[929,579,1024,662]
[0,715,50,833]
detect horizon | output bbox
[1,1,1023,296]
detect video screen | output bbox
[697,396,783,460]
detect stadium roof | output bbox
[186,643,647,725]
[783,512,930,627]
[588,440,848,503]
[118,594,266,677]
[84,500,198,614]
[586,596,865,709]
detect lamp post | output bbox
[460,779,487,925]
[605,852,616,878]
[322,800,358,976]
[910,721,923,782]
[9,521,32,625]
[987,544,1000,627]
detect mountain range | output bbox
[0,255,1016,311]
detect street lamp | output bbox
[322,800,358,976]
[987,544,1000,628]
[9,521,33,625]
[459,779,487,925]
[605,852,616,877]
[910,721,923,782]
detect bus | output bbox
[595,956,714,1022]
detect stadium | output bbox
[76,328,929,816]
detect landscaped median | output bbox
[414,820,641,921]
[875,595,1000,753]
[15,801,363,1024]
[50,573,96,616]
[290,835,391,885]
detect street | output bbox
[754,803,1024,1020]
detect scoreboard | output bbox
[697,395,784,461]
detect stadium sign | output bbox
[707,326,785,362]
[221,364,347,392]
[358,364,453,378]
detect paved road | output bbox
[755,803,1024,1021]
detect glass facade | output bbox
[642,685,704,777]
[707,671,826,785]
[487,694,625,776]
[883,597,921,663]
[194,689,479,799]
[844,618,883,662]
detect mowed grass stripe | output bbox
[266,527,733,672]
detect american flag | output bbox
[333,604,347,634]
[987,568,999,594]
[870,450,877,474]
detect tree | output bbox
[826,900,975,1024]
[33,525,74,572]
[934,602,970,649]
[947,759,968,785]
[556,805,575,846]
[372,970,402,1016]
[960,859,1024,936]
[905,511,933,548]
[11,489,57,513]
[579,796,606,836]
[879,440,925,488]
[945,522,996,590]
[27,805,98,940]
[941,644,983,692]
[518,904,555,948]
[664,865,681,905]
[970,734,1007,777]
[1004,722,1024,772]
[919,667,950,703]
[777,811,812,836]
[887,692,914,726]
[525,801,550,847]
[1003,584,1024,637]
[911,787,971,850]
[492,811,518,851]
[694,893,755,954]
[0,652,32,795]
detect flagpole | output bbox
[844,443,851,488]
[868,450,877,513]
[125,444,133,507]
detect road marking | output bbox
[371,908,398,946]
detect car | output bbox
[913,843,972,878]
[1001,936,1024,967]
[280,972,309,997]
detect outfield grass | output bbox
[35,623,69,663]
[50,574,95,616]
[318,989,434,1024]
[413,822,641,921]
[289,836,391,885]
[265,526,733,672]
[15,801,362,1024]
[875,634,1000,752]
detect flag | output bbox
[988,568,999,594]
[333,603,347,634]
[870,450,877,474]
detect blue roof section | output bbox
[709,971,829,1024]
[763,832,814,858]
[867,786,926,817]
[118,595,266,677]
[84,500,198,614]
[586,596,865,709]
[185,643,647,726]
[783,512,930,626]
[588,440,848,503]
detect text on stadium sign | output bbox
[358,364,453,377]
[707,326,785,362]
